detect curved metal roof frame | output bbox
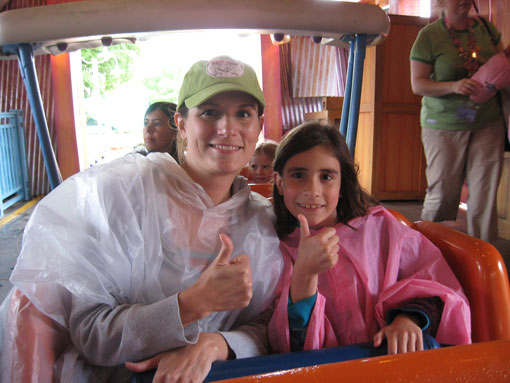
[0,0,390,56]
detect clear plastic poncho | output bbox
[1,152,283,382]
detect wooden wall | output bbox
[355,14,428,200]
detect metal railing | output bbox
[0,110,30,217]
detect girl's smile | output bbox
[276,145,341,230]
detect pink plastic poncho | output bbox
[470,50,510,104]
[0,153,283,382]
[269,206,471,353]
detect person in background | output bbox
[248,140,278,184]
[410,0,505,242]
[1,56,283,383]
[268,122,471,355]
[139,101,178,161]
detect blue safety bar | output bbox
[339,33,367,157]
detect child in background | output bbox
[268,122,471,355]
[249,140,278,183]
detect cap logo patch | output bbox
[206,58,244,78]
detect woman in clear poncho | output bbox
[0,56,283,383]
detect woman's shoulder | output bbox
[417,18,444,35]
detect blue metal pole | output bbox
[339,38,354,138]
[16,43,62,190]
[345,34,367,157]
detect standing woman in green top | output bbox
[410,0,504,242]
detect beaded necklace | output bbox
[445,18,483,76]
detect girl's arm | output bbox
[410,60,481,97]
[269,215,340,353]
[290,214,339,302]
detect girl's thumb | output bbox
[298,214,311,240]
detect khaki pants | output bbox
[421,120,505,242]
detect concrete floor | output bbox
[1,199,509,304]
[0,200,35,302]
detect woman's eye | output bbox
[238,110,253,118]
[201,109,219,118]
[321,173,333,181]
[290,172,303,179]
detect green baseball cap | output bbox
[177,56,265,111]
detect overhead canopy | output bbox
[0,0,390,56]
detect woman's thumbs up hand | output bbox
[178,233,252,325]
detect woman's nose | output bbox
[217,116,238,136]
[144,123,154,133]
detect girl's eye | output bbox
[263,165,272,170]
[290,172,303,179]
[321,173,333,181]
[251,164,258,169]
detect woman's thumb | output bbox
[125,354,160,372]
[217,233,234,264]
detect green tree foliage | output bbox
[143,67,184,105]
[82,43,140,98]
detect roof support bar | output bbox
[339,34,367,157]
[340,38,355,138]
[14,43,62,190]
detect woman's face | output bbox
[249,152,274,184]
[442,0,471,19]
[176,91,263,179]
[276,145,341,230]
[144,109,176,153]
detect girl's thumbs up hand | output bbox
[290,214,339,303]
[296,214,339,275]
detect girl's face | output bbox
[144,109,175,153]
[249,152,274,183]
[275,145,341,230]
[176,91,263,179]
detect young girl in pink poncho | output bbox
[268,122,471,355]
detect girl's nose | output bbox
[303,177,321,196]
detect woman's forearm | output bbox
[69,294,199,366]
[411,78,456,97]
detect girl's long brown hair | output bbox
[273,121,377,238]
